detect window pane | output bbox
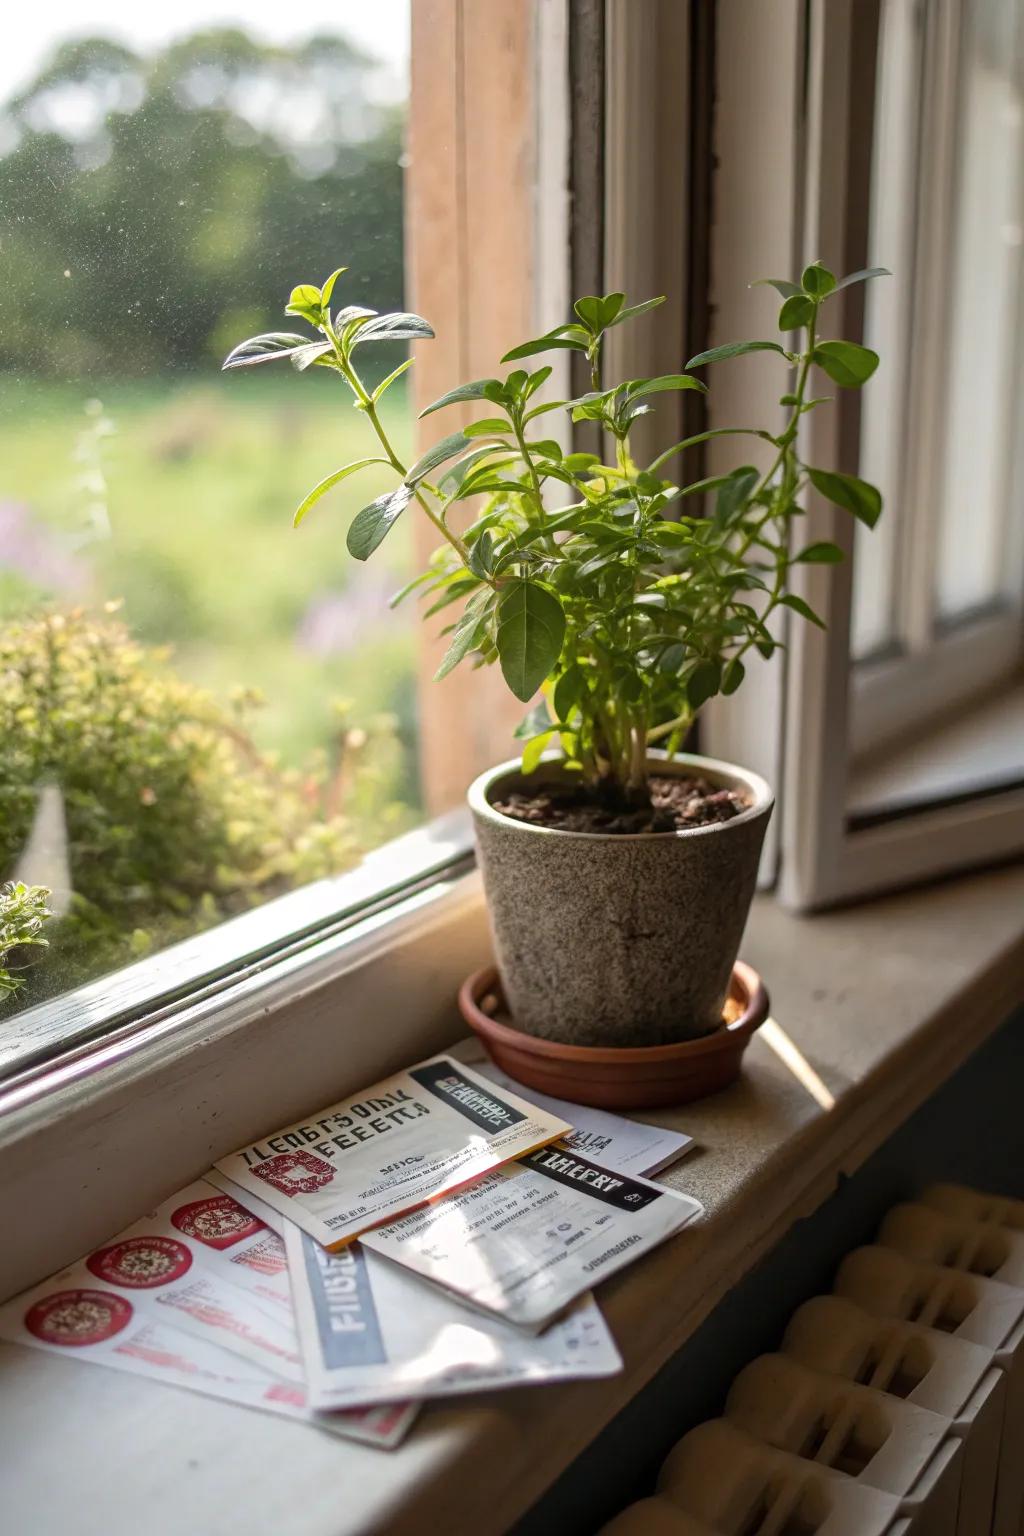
[0,3,415,1013]
[936,0,1024,619]
[851,0,922,660]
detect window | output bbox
[1,2,425,1024]
[703,0,1024,906]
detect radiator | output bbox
[600,1184,1024,1536]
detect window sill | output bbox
[1,862,1023,1536]
[848,679,1024,827]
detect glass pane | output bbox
[851,0,923,660]
[0,3,415,1013]
[936,0,1024,619]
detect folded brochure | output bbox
[209,1170,623,1408]
[361,1142,703,1330]
[465,1054,695,1177]
[214,1054,570,1248]
[0,1178,415,1449]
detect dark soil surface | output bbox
[492,774,750,835]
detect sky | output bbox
[1,0,410,106]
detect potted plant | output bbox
[224,262,885,1099]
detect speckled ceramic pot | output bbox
[468,751,773,1047]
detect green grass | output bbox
[0,369,423,809]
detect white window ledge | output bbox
[1,862,1023,1536]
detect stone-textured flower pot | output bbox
[467,751,773,1047]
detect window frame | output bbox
[778,0,1024,908]
[849,0,1024,760]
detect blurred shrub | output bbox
[0,606,406,1005]
[0,882,52,999]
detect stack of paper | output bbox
[0,1053,702,1447]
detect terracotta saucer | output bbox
[458,960,769,1110]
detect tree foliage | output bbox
[0,31,404,376]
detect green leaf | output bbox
[221,332,310,370]
[813,340,879,387]
[722,657,746,695]
[573,295,606,331]
[553,666,582,720]
[406,431,473,485]
[685,340,787,368]
[496,581,566,701]
[463,417,512,438]
[320,268,347,307]
[686,659,722,711]
[285,284,323,323]
[351,311,435,346]
[419,379,504,418]
[778,294,815,331]
[467,530,494,580]
[646,425,775,474]
[372,357,414,401]
[608,296,667,326]
[627,373,708,400]
[290,341,335,372]
[801,262,837,298]
[793,540,845,563]
[780,593,826,629]
[514,700,552,739]
[435,609,486,680]
[833,266,891,293]
[752,277,803,299]
[714,466,760,525]
[522,729,561,775]
[806,466,883,528]
[293,458,391,527]
[346,484,414,560]
[501,335,586,362]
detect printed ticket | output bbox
[361,1142,703,1330]
[285,1221,622,1409]
[214,1054,571,1248]
[0,1183,417,1447]
[466,1056,695,1177]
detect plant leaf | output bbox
[293,458,391,527]
[627,373,708,400]
[221,332,310,370]
[608,295,667,327]
[290,341,335,372]
[793,540,845,563]
[372,356,414,401]
[806,466,883,527]
[346,483,414,560]
[813,340,879,387]
[722,657,746,695]
[514,699,552,739]
[406,431,473,485]
[801,262,837,298]
[778,294,815,331]
[832,265,892,293]
[501,335,586,362]
[351,311,435,345]
[496,581,566,701]
[419,379,504,418]
[285,284,323,323]
[686,659,722,710]
[780,593,827,629]
[319,268,347,308]
[752,277,803,299]
[685,340,788,368]
[435,609,485,680]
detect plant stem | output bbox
[327,327,484,578]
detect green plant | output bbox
[225,262,887,805]
[0,882,52,1000]
[0,607,405,1005]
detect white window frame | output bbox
[702,0,1024,909]
[849,0,1024,759]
